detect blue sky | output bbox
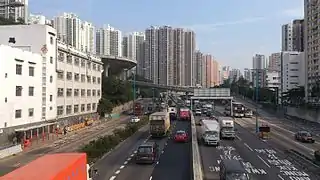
[30,0,304,71]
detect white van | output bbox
[200,120,220,146]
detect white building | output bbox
[0,45,42,129]
[252,54,266,70]
[243,68,251,82]
[281,23,293,51]
[96,24,122,57]
[229,69,241,82]
[281,51,305,94]
[266,71,280,88]
[56,42,102,118]
[53,13,95,54]
[28,14,47,25]
[126,32,145,76]
[0,0,28,23]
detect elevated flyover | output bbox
[101,55,137,76]
[127,80,194,92]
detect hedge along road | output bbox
[94,120,179,180]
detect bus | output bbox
[232,102,245,118]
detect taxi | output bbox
[174,130,189,142]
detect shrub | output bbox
[79,116,149,162]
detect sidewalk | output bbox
[0,115,129,176]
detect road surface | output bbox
[195,114,318,180]
[97,120,192,180]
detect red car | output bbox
[174,130,188,142]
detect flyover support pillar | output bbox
[104,64,110,77]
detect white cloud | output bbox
[183,17,266,32]
[282,7,304,18]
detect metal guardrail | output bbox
[190,113,203,180]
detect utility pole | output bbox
[255,70,259,133]
[132,71,136,115]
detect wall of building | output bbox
[0,45,42,128]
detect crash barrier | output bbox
[0,144,23,159]
[191,113,203,180]
[68,122,86,132]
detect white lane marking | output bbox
[257,155,271,168]
[165,142,168,146]
[161,150,164,154]
[120,165,125,169]
[156,161,159,164]
[149,176,153,180]
[278,174,284,180]
[127,157,131,161]
[244,143,253,151]
[115,170,120,174]
[124,161,128,164]
[134,150,137,153]
[109,176,116,180]
[130,154,134,157]
[13,163,21,167]
[236,135,242,141]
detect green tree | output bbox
[282,86,305,105]
[97,98,113,117]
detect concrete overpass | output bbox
[101,55,137,77]
[127,80,194,92]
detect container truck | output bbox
[149,112,170,137]
[168,107,177,121]
[0,153,97,180]
[179,108,191,121]
[218,117,235,139]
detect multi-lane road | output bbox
[95,120,191,180]
[196,111,319,180]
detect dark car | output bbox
[295,131,315,143]
[135,142,159,164]
[219,159,250,180]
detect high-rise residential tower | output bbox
[0,0,28,23]
[144,26,158,82]
[173,28,185,86]
[194,50,203,86]
[126,32,145,77]
[282,19,304,52]
[96,24,122,57]
[184,30,196,86]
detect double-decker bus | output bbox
[232,102,245,118]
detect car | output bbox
[135,142,159,164]
[174,130,189,142]
[244,109,253,118]
[295,131,315,143]
[130,116,140,123]
[195,109,202,116]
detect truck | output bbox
[168,107,177,121]
[232,102,245,118]
[199,120,220,146]
[218,117,235,139]
[134,102,143,116]
[0,153,96,180]
[179,108,191,121]
[149,112,170,137]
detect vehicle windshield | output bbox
[302,132,312,137]
[176,131,186,135]
[226,173,248,180]
[221,127,234,131]
[137,146,153,153]
[205,131,218,136]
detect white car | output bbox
[195,109,202,116]
[130,116,140,123]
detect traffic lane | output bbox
[94,125,150,180]
[151,120,192,180]
[235,123,317,180]
[234,98,320,138]
[113,136,168,180]
[234,117,317,157]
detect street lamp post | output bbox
[255,70,259,133]
[132,70,136,115]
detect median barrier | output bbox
[190,113,203,180]
[0,144,23,159]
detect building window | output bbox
[81,89,85,96]
[97,90,101,96]
[81,104,85,112]
[81,74,85,82]
[87,104,91,111]
[50,76,53,83]
[87,76,91,83]
[57,71,64,79]
[67,55,72,64]
[81,59,85,67]
[92,89,96,96]
[15,109,22,118]
[66,72,72,80]
[97,77,101,84]
[16,64,22,75]
[74,73,80,81]
[74,105,79,113]
[66,88,72,97]
[74,89,79,96]
[58,52,64,62]
[16,86,22,96]
[50,37,54,44]
[50,56,53,64]
[92,103,96,111]
[28,108,34,117]
[29,86,34,96]
[92,77,96,83]
[93,63,96,70]
[87,89,91,96]
[97,65,101,71]
[87,62,91,69]
[74,57,80,66]
[57,88,64,97]
[66,105,72,114]
[57,106,64,115]
[29,66,34,76]
[50,95,53,101]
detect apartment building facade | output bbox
[96,24,122,57]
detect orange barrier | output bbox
[68,122,86,132]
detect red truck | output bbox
[0,153,96,180]
[134,102,143,116]
[179,108,191,121]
